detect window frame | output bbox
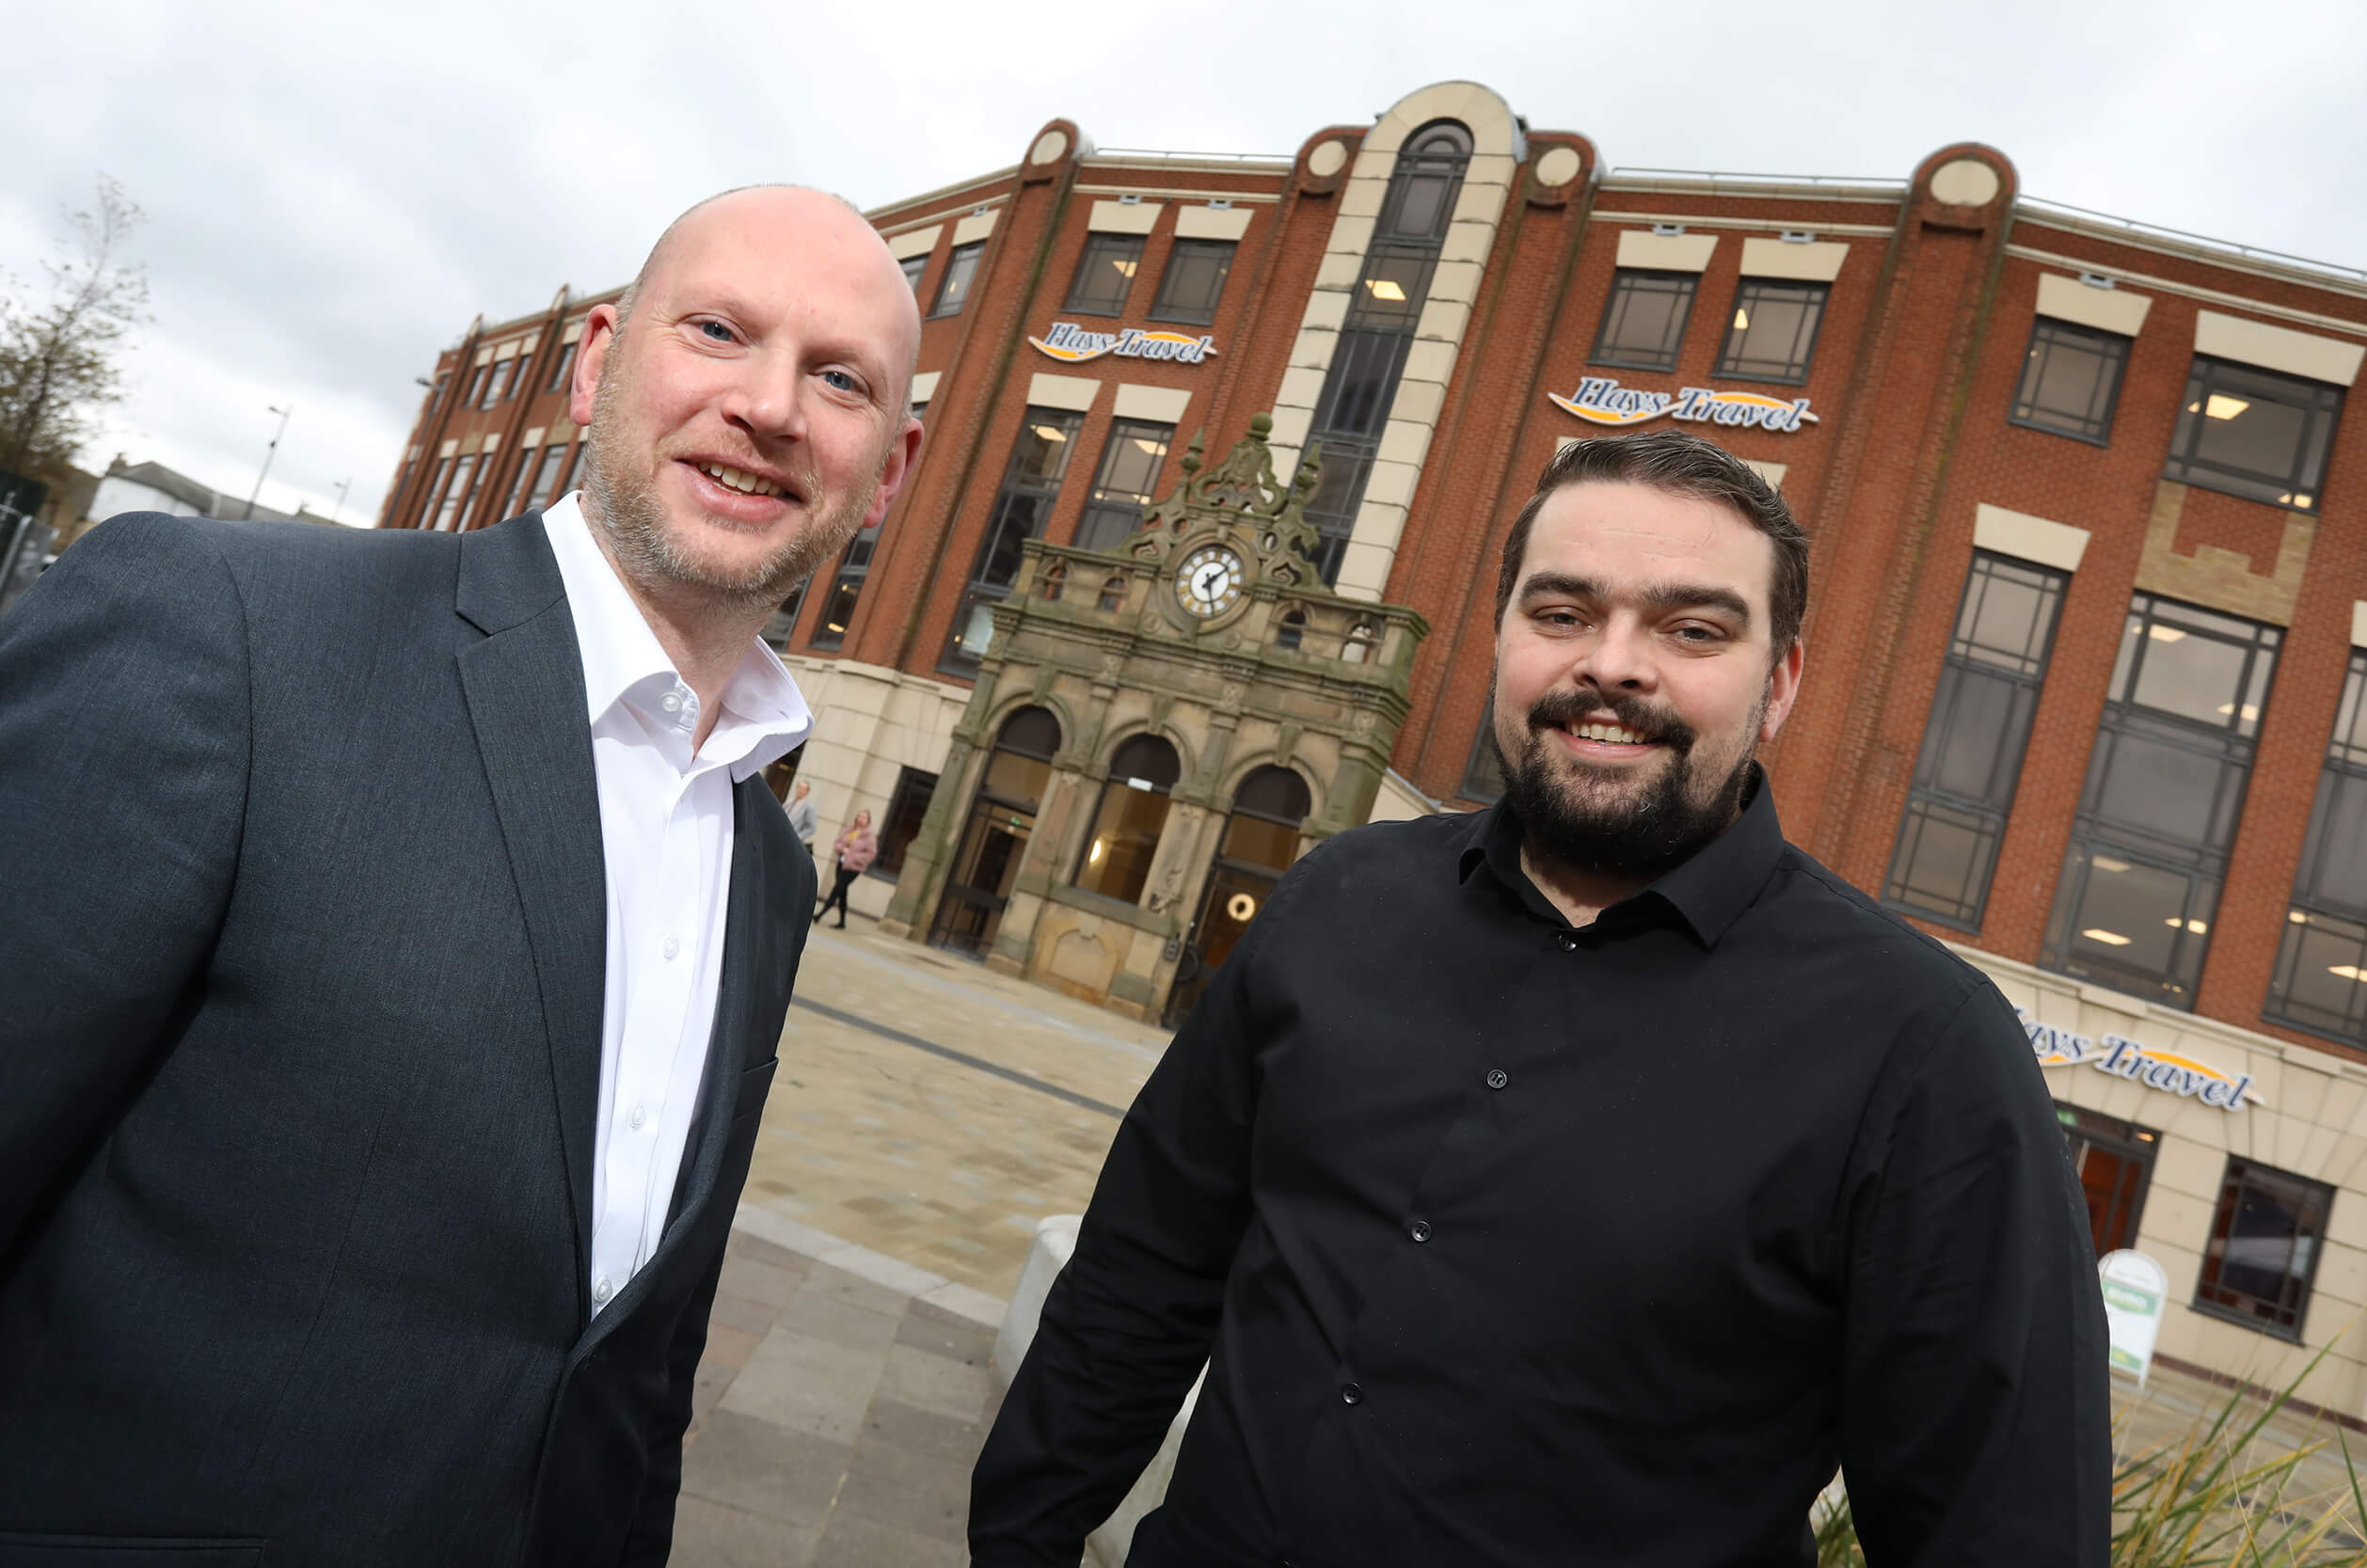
[1148,238,1237,327]
[1071,734,1183,903]
[929,242,984,319]
[479,357,515,410]
[1589,267,1701,374]
[545,338,578,395]
[941,406,1087,673]
[2009,317,2132,447]
[432,453,477,531]
[870,766,939,880]
[1882,552,2069,931]
[898,253,929,296]
[1072,419,1174,553]
[2193,1156,2334,1342]
[1063,232,1145,318]
[2163,354,2344,512]
[2267,650,2367,1045]
[1713,277,1831,387]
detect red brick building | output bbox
[384,82,2367,1407]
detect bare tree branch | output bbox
[0,174,152,478]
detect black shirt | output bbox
[971,771,2110,1567]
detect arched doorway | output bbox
[1162,764,1311,1027]
[929,705,1061,957]
[1072,734,1183,904]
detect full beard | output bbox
[1494,685,1763,879]
[580,365,881,615]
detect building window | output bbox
[546,339,578,394]
[872,767,937,879]
[432,454,477,531]
[759,588,804,653]
[2058,1104,2157,1258]
[2163,356,2343,511]
[500,445,541,518]
[1590,269,1699,373]
[557,441,587,499]
[1883,553,2068,929]
[944,408,1085,670]
[2267,651,2367,1044]
[2195,1158,2333,1339]
[1064,232,1143,318]
[1073,735,1182,903]
[2010,318,2130,445]
[811,521,881,650]
[930,242,983,319]
[2041,594,2280,1007]
[1714,278,1828,386]
[480,358,515,410]
[1073,420,1173,552]
[527,444,569,509]
[417,456,454,530]
[1150,239,1236,326]
[1462,718,1506,802]
[1301,120,1471,585]
[899,254,928,295]
[461,362,489,407]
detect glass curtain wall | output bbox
[2267,651,2367,1043]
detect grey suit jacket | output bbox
[0,512,816,1567]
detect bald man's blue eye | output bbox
[701,322,732,341]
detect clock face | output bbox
[1175,546,1247,619]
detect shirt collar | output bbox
[541,493,814,782]
[1456,763,1786,948]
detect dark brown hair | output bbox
[1493,429,1809,657]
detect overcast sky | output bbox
[9,0,2362,526]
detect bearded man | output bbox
[0,186,921,1566]
[971,431,2109,1568]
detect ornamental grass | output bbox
[1813,1356,2367,1566]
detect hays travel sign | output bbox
[2018,1008,2261,1113]
[1549,377,1818,434]
[1029,322,1218,365]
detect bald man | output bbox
[0,188,924,1567]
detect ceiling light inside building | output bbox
[2291,911,2311,924]
[2083,928,2133,946]
[1088,839,1105,863]
[2214,703,2261,721]
[2092,855,2132,872]
[1113,260,1136,277]
[1734,308,1751,330]
[2205,394,2250,420]
[1033,424,1068,443]
[2165,917,2209,933]
[2147,626,2187,642]
[2331,965,2367,983]
[1367,278,1406,301]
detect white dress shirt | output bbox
[541,493,812,1315]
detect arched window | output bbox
[1039,562,1067,601]
[1276,607,1307,652]
[1099,573,1128,612]
[1164,763,1312,1026]
[1342,620,1378,664]
[1073,734,1183,903]
[929,705,1063,955]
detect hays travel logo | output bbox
[2018,1009,2262,1112]
[1028,322,1218,365]
[1549,376,1818,434]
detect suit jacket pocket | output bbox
[0,1536,265,1566]
[730,1056,778,1124]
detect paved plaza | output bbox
[671,912,2367,1564]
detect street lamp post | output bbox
[241,404,293,520]
[331,478,352,525]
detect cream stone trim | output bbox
[2007,245,2367,343]
[1739,238,1849,283]
[1930,159,2001,207]
[1615,230,1719,273]
[472,344,493,367]
[910,371,941,404]
[438,438,458,459]
[2194,309,2364,388]
[1173,205,1253,242]
[521,426,546,447]
[2351,601,2367,649]
[2035,274,2153,338]
[494,340,521,362]
[1088,199,1162,236]
[1306,81,1523,604]
[1073,184,1279,206]
[1113,384,1191,423]
[1368,768,1441,823]
[951,210,1000,247]
[1025,372,1101,413]
[887,225,942,261]
[480,433,500,453]
[1974,503,2090,573]
[563,318,586,345]
[1742,460,1788,489]
[1592,212,1898,238]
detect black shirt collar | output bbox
[1456,764,1786,947]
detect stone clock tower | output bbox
[879,416,1430,1024]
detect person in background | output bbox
[816,807,877,927]
[786,778,818,858]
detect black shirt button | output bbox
[1408,1219,1432,1243]
[1341,1382,1363,1405]
[1555,930,1578,951]
[1485,1068,1509,1089]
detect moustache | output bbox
[1525,689,1696,753]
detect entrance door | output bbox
[1161,765,1311,1029]
[2059,1104,2158,1256]
[929,797,1035,955]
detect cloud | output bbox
[8,0,2360,526]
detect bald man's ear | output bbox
[568,304,622,430]
[861,416,926,531]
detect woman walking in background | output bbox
[816,809,878,928]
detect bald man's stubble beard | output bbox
[580,372,886,617]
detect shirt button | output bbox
[1485,1069,1509,1090]
[1340,1383,1363,1406]
[629,1102,646,1131]
[662,934,680,960]
[1408,1219,1432,1243]
[659,691,682,713]
[1555,930,1578,951]
[593,1275,614,1306]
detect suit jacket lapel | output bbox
[453,515,608,1300]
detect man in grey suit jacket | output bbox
[0,186,924,1566]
